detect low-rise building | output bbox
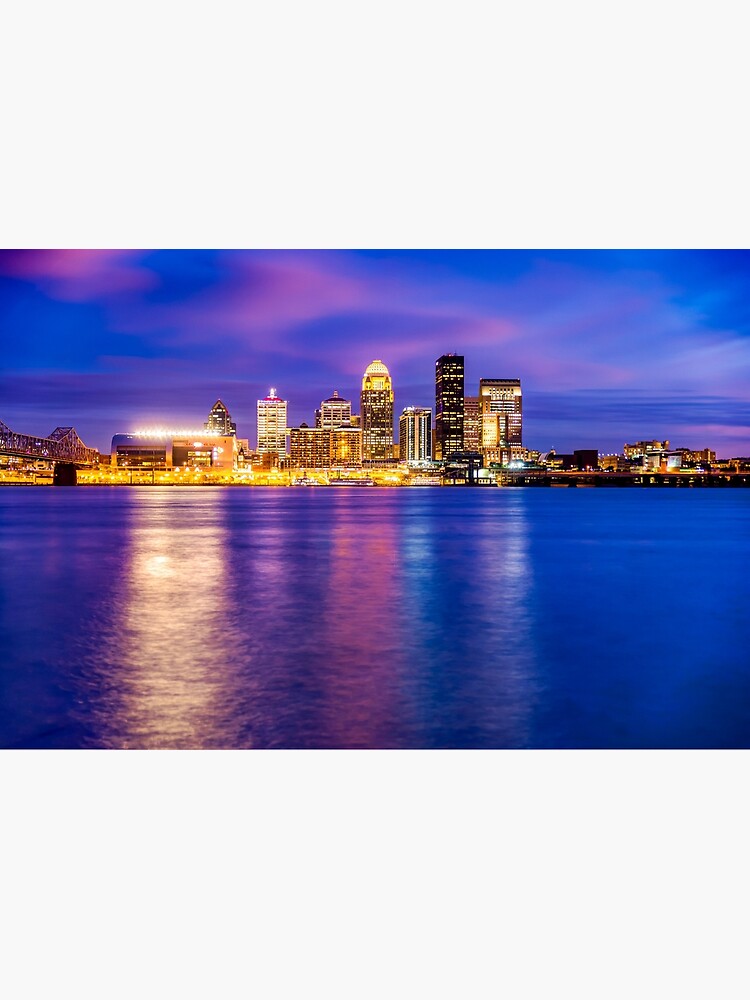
[111,433,239,469]
[624,440,669,459]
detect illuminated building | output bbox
[172,436,237,469]
[435,354,464,459]
[463,396,480,453]
[674,448,716,466]
[111,433,238,468]
[332,426,362,467]
[205,399,237,436]
[399,406,431,463]
[257,388,288,457]
[290,425,331,467]
[624,440,669,459]
[479,378,522,464]
[600,454,631,471]
[289,425,363,468]
[360,360,394,461]
[111,433,169,468]
[317,390,352,430]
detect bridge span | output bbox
[0,419,98,484]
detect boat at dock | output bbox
[327,477,376,487]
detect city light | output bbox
[133,428,221,437]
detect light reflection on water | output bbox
[90,492,248,748]
[1,486,750,748]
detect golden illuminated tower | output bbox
[360,360,394,461]
[479,378,522,464]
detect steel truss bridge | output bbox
[0,419,97,484]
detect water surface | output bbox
[1,486,749,748]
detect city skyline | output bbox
[1,249,749,457]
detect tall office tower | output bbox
[463,396,481,453]
[478,378,522,463]
[399,406,432,463]
[205,399,237,436]
[360,360,394,461]
[434,354,464,460]
[319,390,352,430]
[257,387,288,456]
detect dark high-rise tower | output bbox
[435,354,464,460]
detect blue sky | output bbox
[1,249,749,456]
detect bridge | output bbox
[0,419,98,484]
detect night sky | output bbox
[1,249,749,457]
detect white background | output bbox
[2,1,749,997]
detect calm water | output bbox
[1,486,749,749]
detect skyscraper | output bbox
[463,396,481,453]
[205,399,237,436]
[360,360,394,461]
[478,378,522,464]
[318,390,352,430]
[257,387,288,456]
[435,354,464,460]
[399,407,431,463]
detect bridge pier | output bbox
[53,463,77,486]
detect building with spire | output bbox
[360,360,394,461]
[317,390,352,431]
[257,388,288,457]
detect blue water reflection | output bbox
[1,486,749,748]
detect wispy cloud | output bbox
[1,250,749,455]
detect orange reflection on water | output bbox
[97,490,248,748]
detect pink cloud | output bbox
[0,249,158,300]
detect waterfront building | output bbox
[674,448,716,466]
[332,426,363,467]
[479,378,522,464]
[290,425,332,468]
[545,449,599,472]
[111,433,170,468]
[289,425,363,468]
[434,354,464,460]
[624,440,669,459]
[600,454,631,472]
[463,396,481,453]
[205,399,237,436]
[257,388,288,457]
[360,360,394,461]
[172,435,238,469]
[399,406,432,463]
[111,433,238,469]
[318,390,352,431]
